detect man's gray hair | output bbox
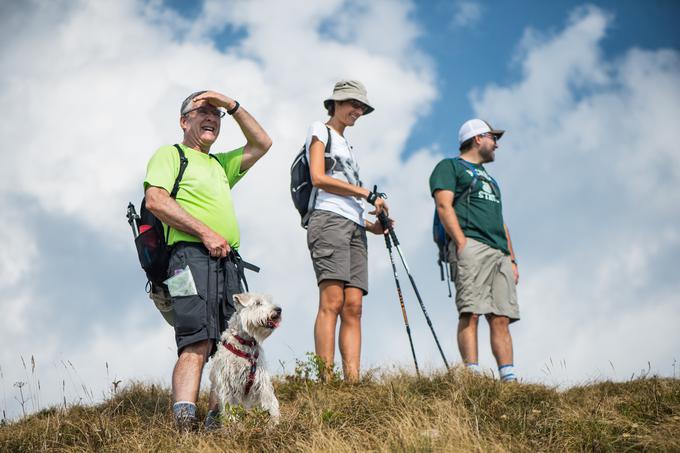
[180,90,207,115]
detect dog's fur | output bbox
[209,293,282,424]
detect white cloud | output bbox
[451,1,483,28]
[0,205,38,289]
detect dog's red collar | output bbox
[222,340,259,395]
[233,334,257,347]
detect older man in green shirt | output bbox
[429,118,519,382]
[144,90,271,430]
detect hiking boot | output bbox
[175,413,198,433]
[204,409,222,431]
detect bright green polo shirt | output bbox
[144,144,246,248]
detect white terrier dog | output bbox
[209,293,282,424]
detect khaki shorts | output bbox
[448,238,519,321]
[307,210,369,295]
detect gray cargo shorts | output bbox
[448,238,519,322]
[167,243,244,355]
[307,210,369,295]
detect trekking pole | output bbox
[379,217,420,377]
[377,212,450,370]
[438,250,453,298]
[126,202,140,238]
[444,262,452,298]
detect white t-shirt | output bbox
[305,121,365,226]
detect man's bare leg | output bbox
[457,313,480,367]
[172,339,211,431]
[487,314,516,381]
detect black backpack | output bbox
[129,144,188,285]
[432,157,499,295]
[290,126,332,228]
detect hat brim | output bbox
[323,96,374,115]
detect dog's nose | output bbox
[274,307,282,315]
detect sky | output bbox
[1,0,679,420]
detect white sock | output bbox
[498,364,517,382]
[465,362,481,373]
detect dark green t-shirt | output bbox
[429,157,508,254]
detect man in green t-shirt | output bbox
[429,118,520,382]
[144,90,272,431]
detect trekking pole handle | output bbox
[377,211,399,246]
[126,202,140,238]
[367,184,388,206]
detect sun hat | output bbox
[458,119,505,145]
[323,80,374,115]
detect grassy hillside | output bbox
[1,367,679,452]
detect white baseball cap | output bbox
[458,119,505,145]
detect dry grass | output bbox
[1,367,679,452]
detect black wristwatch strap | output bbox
[367,191,378,205]
[227,100,240,115]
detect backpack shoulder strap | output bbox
[163,144,189,244]
[453,157,478,207]
[324,126,332,157]
[171,144,189,199]
[321,126,335,172]
[454,156,477,174]
[456,156,500,196]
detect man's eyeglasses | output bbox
[183,106,226,118]
[480,133,498,143]
[345,99,369,113]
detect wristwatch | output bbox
[227,100,240,115]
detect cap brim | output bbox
[490,129,505,139]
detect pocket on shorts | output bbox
[312,248,334,260]
[457,238,481,260]
[167,249,187,278]
[173,293,207,336]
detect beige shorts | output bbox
[448,238,519,321]
[307,210,369,295]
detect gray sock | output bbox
[173,401,197,432]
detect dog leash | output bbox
[229,250,260,292]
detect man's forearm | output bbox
[190,91,271,171]
[145,189,210,241]
[438,204,466,247]
[233,106,272,171]
[504,224,516,261]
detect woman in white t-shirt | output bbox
[305,80,389,383]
